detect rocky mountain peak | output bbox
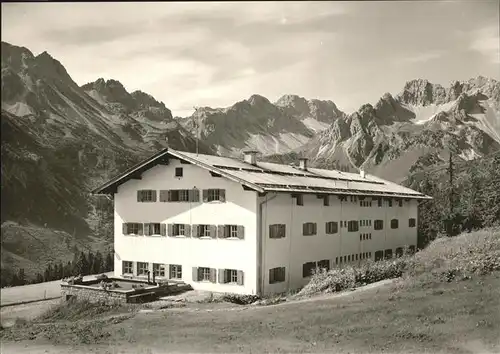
[275,94,309,109]
[247,94,271,106]
[398,78,447,106]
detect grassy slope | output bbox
[1,228,499,353]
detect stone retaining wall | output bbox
[61,284,128,305]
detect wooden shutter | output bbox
[209,225,217,239]
[209,268,217,283]
[167,190,173,202]
[144,223,150,236]
[137,191,142,202]
[167,224,173,237]
[151,190,157,202]
[217,225,225,238]
[184,224,191,237]
[237,270,244,285]
[202,189,208,202]
[192,267,199,281]
[218,269,225,284]
[193,189,200,202]
[137,223,144,236]
[159,190,168,202]
[313,223,317,235]
[303,223,307,236]
[237,226,245,239]
[160,223,167,236]
[122,223,128,235]
[219,189,226,202]
[191,225,199,238]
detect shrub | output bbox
[298,228,500,297]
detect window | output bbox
[175,167,183,177]
[137,262,149,276]
[378,198,382,207]
[302,262,316,278]
[391,219,399,229]
[388,199,393,207]
[409,218,416,228]
[165,189,190,202]
[318,259,329,271]
[144,223,161,236]
[172,224,186,236]
[369,233,372,239]
[347,220,359,232]
[375,251,384,261]
[170,264,182,279]
[335,257,339,265]
[398,199,403,207]
[374,220,383,230]
[269,267,286,284]
[123,223,142,235]
[355,254,358,261]
[395,247,404,258]
[196,225,211,238]
[153,263,165,277]
[219,269,244,285]
[218,224,244,239]
[323,195,330,206]
[137,190,156,202]
[203,189,226,202]
[122,261,133,274]
[200,267,211,281]
[384,249,393,259]
[269,224,286,239]
[348,255,351,262]
[303,222,317,236]
[409,245,416,254]
[293,194,304,206]
[326,221,338,234]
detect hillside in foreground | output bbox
[1,228,499,354]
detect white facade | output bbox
[105,150,423,296]
[114,158,259,295]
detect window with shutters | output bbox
[292,194,304,206]
[147,223,161,236]
[122,261,133,274]
[388,199,393,207]
[168,189,190,202]
[374,219,383,230]
[323,195,329,206]
[206,189,223,202]
[269,224,286,239]
[395,247,404,258]
[125,223,141,235]
[384,249,393,259]
[378,198,382,207]
[138,190,156,202]
[303,222,317,236]
[326,221,338,234]
[391,219,399,229]
[375,250,383,261]
[409,218,416,228]
[153,263,165,277]
[226,269,238,283]
[200,267,211,281]
[170,265,182,279]
[347,220,359,232]
[196,225,210,237]
[137,262,149,276]
[172,224,186,237]
[175,167,183,177]
[399,199,403,207]
[269,267,286,284]
[225,225,238,238]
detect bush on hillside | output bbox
[299,228,500,297]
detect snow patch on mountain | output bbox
[2,102,34,117]
[301,117,331,132]
[405,100,457,125]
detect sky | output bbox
[2,1,499,117]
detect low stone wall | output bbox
[61,284,128,305]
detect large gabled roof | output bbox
[92,148,432,200]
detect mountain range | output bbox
[1,40,499,282]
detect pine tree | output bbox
[36,273,44,284]
[93,251,104,274]
[87,251,95,275]
[74,252,89,276]
[17,268,26,285]
[105,251,114,272]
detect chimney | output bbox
[360,169,365,178]
[243,150,258,165]
[298,158,308,171]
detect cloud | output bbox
[469,25,500,64]
[399,51,445,63]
